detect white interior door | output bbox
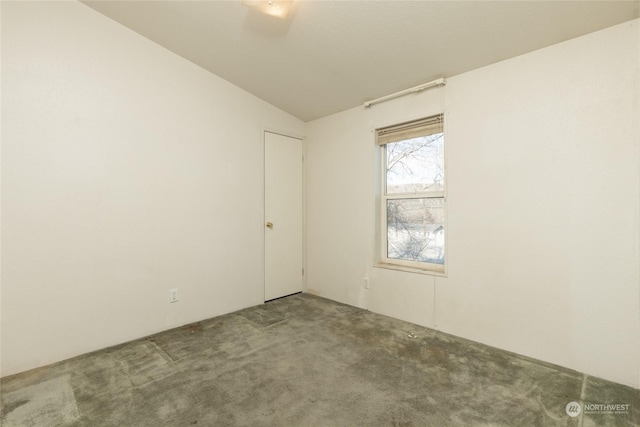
[264,132,303,301]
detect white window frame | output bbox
[375,114,446,276]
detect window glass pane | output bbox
[386,133,444,194]
[387,198,444,264]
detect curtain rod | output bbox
[363,78,446,109]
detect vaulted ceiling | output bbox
[83,1,639,122]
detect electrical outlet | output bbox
[363,277,369,289]
[169,288,179,303]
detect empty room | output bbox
[1,1,639,425]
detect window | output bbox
[376,114,445,273]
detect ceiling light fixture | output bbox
[243,0,292,18]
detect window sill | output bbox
[374,262,447,277]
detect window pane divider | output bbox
[383,191,444,200]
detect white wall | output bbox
[1,1,304,377]
[306,20,640,388]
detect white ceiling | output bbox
[83,1,639,122]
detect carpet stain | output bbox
[1,375,79,427]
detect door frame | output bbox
[261,127,306,303]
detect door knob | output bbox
[266,222,274,229]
